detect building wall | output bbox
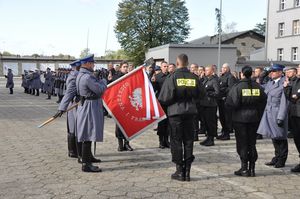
[267,0,300,62]
[145,47,170,62]
[250,48,266,60]
[224,34,265,61]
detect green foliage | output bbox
[115,0,190,65]
[103,49,129,60]
[80,48,90,58]
[253,18,266,36]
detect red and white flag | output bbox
[102,66,166,140]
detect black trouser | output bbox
[115,125,126,139]
[272,139,288,164]
[290,116,300,156]
[9,88,13,94]
[233,122,259,163]
[192,115,199,138]
[157,118,169,137]
[218,99,232,134]
[199,106,217,137]
[169,115,195,165]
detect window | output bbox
[292,47,298,61]
[296,0,300,7]
[278,23,285,37]
[293,20,300,35]
[280,0,286,10]
[278,48,284,61]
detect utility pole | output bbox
[217,0,222,73]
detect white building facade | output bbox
[266,0,300,63]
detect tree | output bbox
[115,0,190,65]
[80,48,90,58]
[223,22,237,33]
[103,49,129,60]
[253,18,266,36]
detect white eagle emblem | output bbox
[129,88,143,111]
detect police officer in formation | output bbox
[198,65,220,146]
[75,54,107,172]
[44,68,54,100]
[109,61,134,152]
[226,66,267,177]
[284,67,300,172]
[257,64,289,168]
[217,63,237,140]
[159,54,206,181]
[152,61,170,149]
[5,68,14,94]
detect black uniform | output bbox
[218,71,237,138]
[159,67,206,181]
[199,75,220,146]
[226,78,267,176]
[284,76,300,172]
[153,72,170,148]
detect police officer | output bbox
[32,69,41,96]
[76,54,107,172]
[159,54,206,181]
[217,63,237,140]
[109,61,134,152]
[5,68,14,94]
[152,61,170,148]
[226,66,267,177]
[257,64,289,168]
[284,68,300,172]
[54,60,83,159]
[44,68,53,99]
[199,65,220,146]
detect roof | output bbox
[189,30,264,45]
[147,43,236,52]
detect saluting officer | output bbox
[159,54,206,181]
[76,54,107,172]
[284,68,300,172]
[226,66,267,177]
[257,64,289,168]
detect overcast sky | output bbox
[0,0,267,57]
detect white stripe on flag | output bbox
[148,78,160,119]
[143,69,151,120]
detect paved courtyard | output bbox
[0,78,300,199]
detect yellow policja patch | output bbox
[177,79,196,87]
[242,89,260,96]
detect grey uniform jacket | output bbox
[5,71,14,88]
[59,70,79,134]
[76,67,107,142]
[257,77,289,139]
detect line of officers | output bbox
[151,55,300,181]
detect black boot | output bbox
[159,136,165,149]
[36,89,39,96]
[56,95,62,103]
[217,132,230,140]
[185,163,191,182]
[124,140,133,151]
[202,136,214,146]
[249,162,255,177]
[171,164,185,181]
[31,89,35,95]
[46,93,51,100]
[77,142,82,163]
[163,136,170,148]
[234,162,249,177]
[118,138,125,151]
[199,137,208,145]
[81,142,102,172]
[90,145,101,163]
[67,134,77,158]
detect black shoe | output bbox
[199,138,208,146]
[287,132,294,138]
[171,164,185,181]
[217,133,230,141]
[256,134,263,140]
[203,139,214,146]
[234,162,250,177]
[291,164,300,172]
[117,139,125,151]
[68,152,77,158]
[265,159,277,166]
[91,155,101,163]
[274,162,285,168]
[216,132,224,140]
[124,141,133,151]
[82,163,102,172]
[249,162,255,177]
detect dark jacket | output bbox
[225,78,267,123]
[219,71,237,98]
[158,67,206,117]
[284,76,300,117]
[153,72,169,97]
[199,75,220,107]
